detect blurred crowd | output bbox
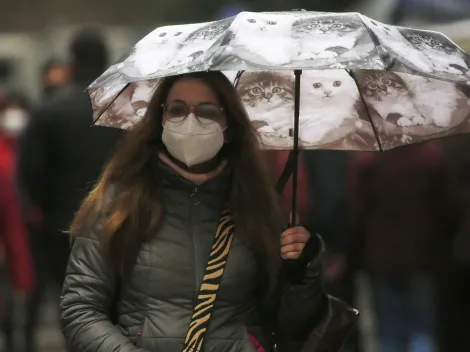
[1,1,470,352]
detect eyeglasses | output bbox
[162,101,224,125]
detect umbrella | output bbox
[87,10,470,218]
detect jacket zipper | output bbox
[190,186,200,305]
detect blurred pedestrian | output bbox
[438,135,470,351]
[17,26,123,352]
[41,59,70,101]
[349,141,458,352]
[0,95,35,352]
[302,150,357,351]
[0,92,30,141]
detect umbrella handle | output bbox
[290,69,302,227]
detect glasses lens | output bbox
[165,101,188,122]
[195,104,223,124]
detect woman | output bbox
[60,71,337,352]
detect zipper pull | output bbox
[190,186,200,205]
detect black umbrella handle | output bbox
[290,69,302,227]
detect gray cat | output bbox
[357,70,463,128]
[292,14,372,61]
[174,18,234,71]
[237,71,294,137]
[401,29,470,76]
[358,71,425,127]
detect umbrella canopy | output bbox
[88,10,470,90]
[87,11,470,151]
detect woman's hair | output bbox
[71,71,283,296]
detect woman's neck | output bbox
[158,151,227,185]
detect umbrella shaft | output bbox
[291,70,302,226]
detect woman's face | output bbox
[163,78,227,129]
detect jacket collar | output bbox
[156,153,230,201]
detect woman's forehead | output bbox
[166,78,219,105]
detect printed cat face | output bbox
[293,15,362,37]
[144,26,189,46]
[402,31,456,55]
[237,72,294,108]
[130,80,159,117]
[184,18,232,43]
[238,13,293,33]
[359,72,408,101]
[302,70,357,101]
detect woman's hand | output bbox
[280,226,311,260]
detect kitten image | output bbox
[118,25,191,79]
[129,80,159,118]
[292,14,369,61]
[357,71,426,127]
[169,19,233,72]
[298,70,359,144]
[92,85,124,110]
[401,30,470,76]
[362,17,436,74]
[396,73,464,128]
[236,71,294,136]
[217,12,296,67]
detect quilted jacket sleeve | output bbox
[60,219,147,352]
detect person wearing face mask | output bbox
[60,71,358,352]
[0,94,35,352]
[0,94,30,141]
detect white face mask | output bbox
[162,114,225,167]
[0,108,28,137]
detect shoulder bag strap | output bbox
[182,209,235,352]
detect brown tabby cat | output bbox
[236,71,294,136]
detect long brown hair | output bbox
[71,71,283,294]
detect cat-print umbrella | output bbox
[87,10,470,217]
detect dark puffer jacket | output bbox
[60,163,327,352]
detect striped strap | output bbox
[182,209,235,352]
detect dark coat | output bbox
[17,84,123,282]
[350,142,458,274]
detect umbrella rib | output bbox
[346,70,383,152]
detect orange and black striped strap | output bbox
[182,209,235,352]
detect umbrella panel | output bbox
[89,69,470,151]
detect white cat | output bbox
[226,12,296,66]
[397,73,464,128]
[298,70,359,144]
[293,14,368,61]
[119,25,191,78]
